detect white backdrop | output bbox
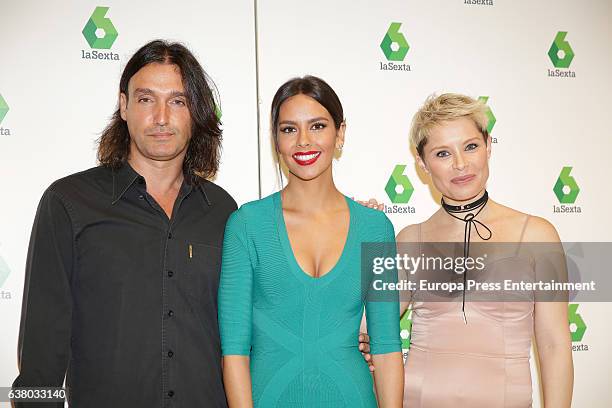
[0,1,259,407]
[256,0,611,406]
[1,0,611,406]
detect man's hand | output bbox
[359,333,374,372]
[353,198,384,211]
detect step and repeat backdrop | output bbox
[1,0,611,406]
[0,1,260,407]
[257,0,611,406]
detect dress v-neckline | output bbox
[273,191,355,284]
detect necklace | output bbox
[441,191,493,323]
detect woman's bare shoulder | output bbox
[396,223,420,242]
[396,212,438,242]
[492,201,560,242]
[522,215,561,242]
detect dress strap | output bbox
[518,215,531,242]
[515,215,531,256]
[407,223,423,308]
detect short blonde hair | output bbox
[410,93,489,156]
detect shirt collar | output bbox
[111,162,212,206]
[196,181,212,206]
[111,162,140,205]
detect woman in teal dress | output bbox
[218,76,404,407]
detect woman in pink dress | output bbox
[396,94,573,407]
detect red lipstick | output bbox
[292,151,321,166]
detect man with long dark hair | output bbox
[13,40,235,407]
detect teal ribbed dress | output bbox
[218,192,401,407]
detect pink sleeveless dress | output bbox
[403,216,534,407]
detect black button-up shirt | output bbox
[13,163,236,408]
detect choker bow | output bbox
[441,191,493,323]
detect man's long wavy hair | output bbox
[97,40,222,184]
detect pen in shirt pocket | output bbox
[189,244,193,259]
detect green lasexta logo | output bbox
[0,94,9,124]
[568,303,586,342]
[548,31,575,68]
[215,105,222,120]
[380,22,410,61]
[82,7,119,49]
[478,96,496,134]
[0,256,10,288]
[553,166,580,204]
[385,165,414,204]
[400,308,412,349]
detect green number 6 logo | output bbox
[385,164,414,204]
[568,303,586,342]
[553,166,580,204]
[380,22,410,62]
[548,31,575,68]
[82,7,119,50]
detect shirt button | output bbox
[138,194,144,200]
[168,350,174,358]
[168,310,174,317]
[168,232,173,239]
[137,177,145,185]
[167,270,174,277]
[168,390,174,397]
